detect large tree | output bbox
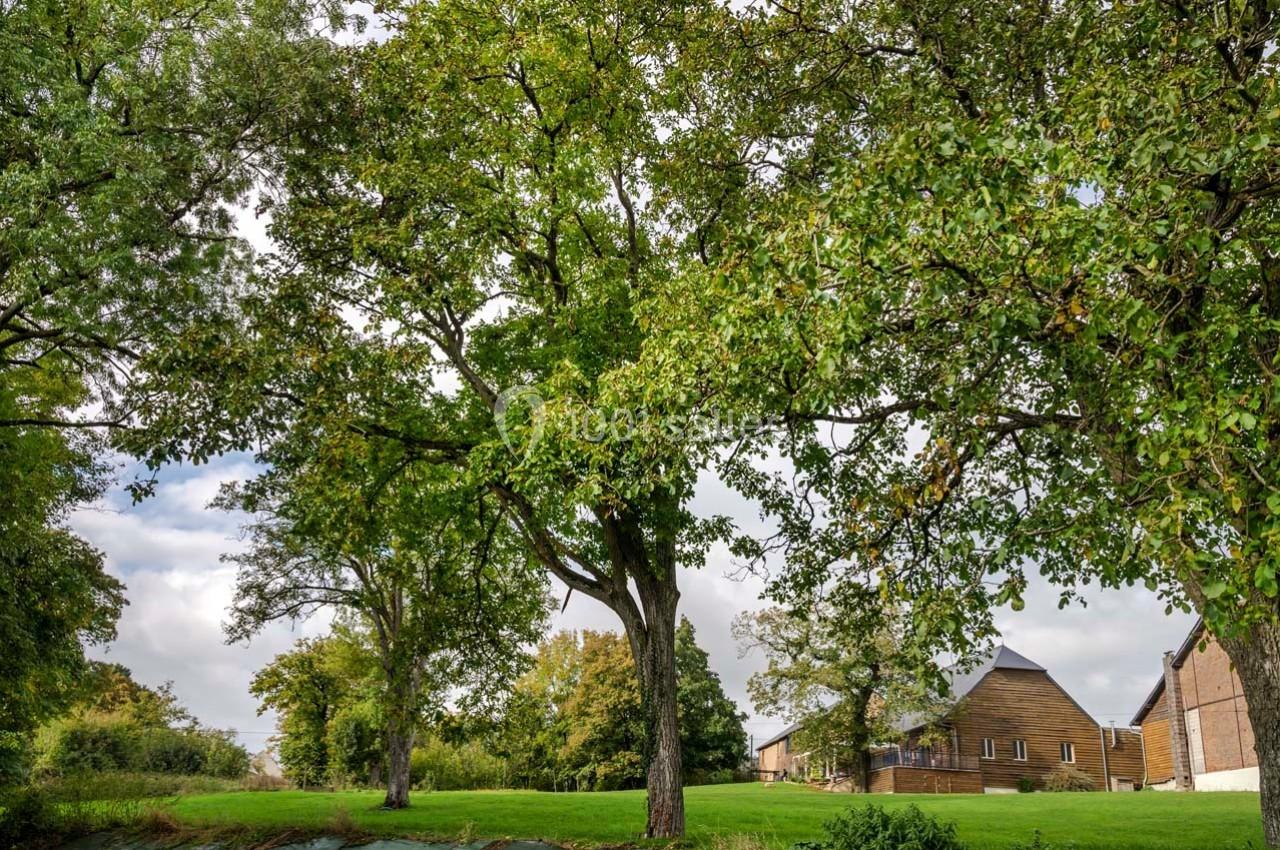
[651,0,1280,840]
[0,374,122,758]
[126,0,817,834]
[0,0,336,773]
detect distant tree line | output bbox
[257,619,747,793]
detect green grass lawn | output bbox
[163,782,1266,850]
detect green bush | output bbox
[200,731,250,779]
[794,804,967,850]
[0,786,59,847]
[40,715,136,774]
[34,716,249,781]
[410,736,509,791]
[327,701,382,786]
[1042,764,1094,792]
[0,733,31,787]
[1017,775,1035,793]
[135,727,206,775]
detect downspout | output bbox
[1139,724,1149,787]
[1099,725,1111,792]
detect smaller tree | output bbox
[224,455,549,808]
[675,618,748,782]
[735,590,938,792]
[561,631,647,792]
[250,631,372,788]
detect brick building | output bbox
[1132,620,1259,791]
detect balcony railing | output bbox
[870,748,979,772]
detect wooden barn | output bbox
[873,646,1145,793]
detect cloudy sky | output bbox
[71,453,1197,757]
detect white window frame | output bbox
[1013,739,1027,761]
[1060,742,1075,763]
[981,737,996,760]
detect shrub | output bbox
[410,736,509,791]
[1017,776,1035,793]
[0,786,59,847]
[0,733,31,787]
[326,701,382,786]
[34,716,249,781]
[199,730,250,780]
[135,727,206,775]
[794,804,967,850]
[40,715,136,775]
[1042,764,1094,792]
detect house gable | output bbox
[946,667,1119,790]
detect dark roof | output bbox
[894,644,1047,733]
[755,723,801,751]
[1130,619,1206,727]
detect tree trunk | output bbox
[382,667,420,809]
[1218,620,1280,847]
[859,748,872,794]
[384,718,415,809]
[629,569,684,839]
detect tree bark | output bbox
[1218,620,1280,847]
[384,716,415,808]
[633,576,685,839]
[382,665,420,809]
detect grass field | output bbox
[164,782,1266,849]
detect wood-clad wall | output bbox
[1142,716,1174,784]
[870,766,983,794]
[1104,728,1147,786]
[949,668,1116,791]
[758,740,790,776]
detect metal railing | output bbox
[870,748,979,772]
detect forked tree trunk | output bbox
[1218,620,1280,847]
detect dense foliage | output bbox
[28,663,248,782]
[496,624,746,791]
[795,805,967,850]
[0,0,337,797]
[250,630,385,788]
[259,623,746,793]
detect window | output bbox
[1013,739,1027,761]
[1060,742,1075,763]
[981,738,995,760]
